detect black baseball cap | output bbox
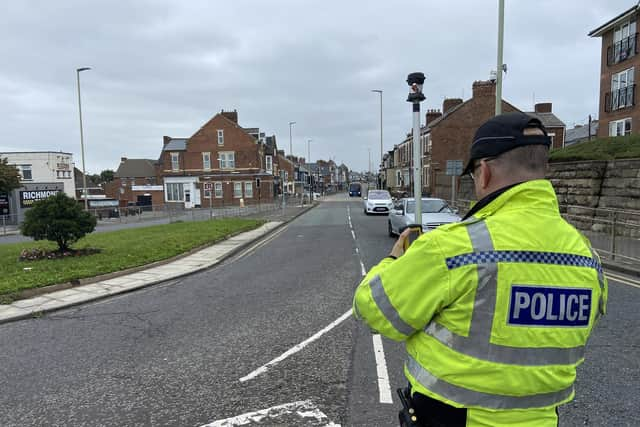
[462,112,551,176]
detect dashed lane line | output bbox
[372,334,393,404]
[348,205,393,404]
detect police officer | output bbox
[353,112,607,427]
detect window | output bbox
[166,183,184,201]
[265,155,273,173]
[202,152,211,170]
[244,182,253,198]
[214,182,223,198]
[219,152,235,169]
[233,182,242,198]
[548,132,556,147]
[611,68,635,110]
[427,134,432,153]
[609,118,632,136]
[19,165,32,181]
[171,152,180,171]
[217,129,224,145]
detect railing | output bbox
[445,199,640,265]
[604,84,636,112]
[0,214,20,236]
[607,33,638,65]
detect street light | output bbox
[76,67,91,210]
[406,72,426,223]
[307,139,312,204]
[495,0,505,115]
[371,89,383,189]
[289,121,296,156]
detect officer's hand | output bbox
[390,228,411,258]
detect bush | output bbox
[20,193,97,252]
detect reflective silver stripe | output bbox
[589,248,606,318]
[406,355,574,410]
[425,220,585,365]
[370,275,414,336]
[424,322,585,365]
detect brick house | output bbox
[385,80,565,199]
[589,5,639,137]
[276,150,295,194]
[160,110,275,208]
[104,158,163,207]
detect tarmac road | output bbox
[0,192,638,426]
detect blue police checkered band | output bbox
[446,251,602,273]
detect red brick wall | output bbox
[596,17,640,137]
[105,178,164,207]
[429,93,518,197]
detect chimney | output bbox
[299,157,306,164]
[442,98,463,114]
[472,80,496,99]
[426,109,442,124]
[220,109,238,123]
[163,136,171,145]
[121,157,127,163]
[534,103,552,113]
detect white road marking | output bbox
[234,224,290,261]
[347,201,392,404]
[605,271,640,289]
[202,400,340,426]
[239,310,352,382]
[372,334,393,404]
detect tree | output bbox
[21,193,97,252]
[0,157,21,194]
[99,169,115,183]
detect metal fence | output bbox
[0,195,313,236]
[446,198,640,265]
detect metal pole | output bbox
[451,175,456,206]
[289,121,296,156]
[307,139,312,205]
[76,67,91,210]
[495,0,505,115]
[412,104,422,222]
[281,171,286,215]
[372,90,383,189]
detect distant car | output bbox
[388,197,460,236]
[349,182,362,197]
[364,190,393,215]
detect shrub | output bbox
[20,193,97,252]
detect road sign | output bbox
[446,160,464,176]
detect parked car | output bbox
[364,190,393,215]
[388,197,460,236]
[349,182,362,197]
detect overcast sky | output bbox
[0,0,631,173]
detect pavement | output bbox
[0,203,316,325]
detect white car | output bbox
[388,197,461,236]
[364,190,394,215]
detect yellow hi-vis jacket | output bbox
[353,180,607,426]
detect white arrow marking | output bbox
[202,400,340,426]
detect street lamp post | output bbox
[371,89,383,189]
[406,72,426,224]
[288,121,296,157]
[307,139,312,204]
[76,67,91,210]
[495,0,505,115]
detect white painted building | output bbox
[0,151,76,197]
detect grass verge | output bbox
[0,218,264,300]
[549,134,640,162]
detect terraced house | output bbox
[160,110,276,208]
